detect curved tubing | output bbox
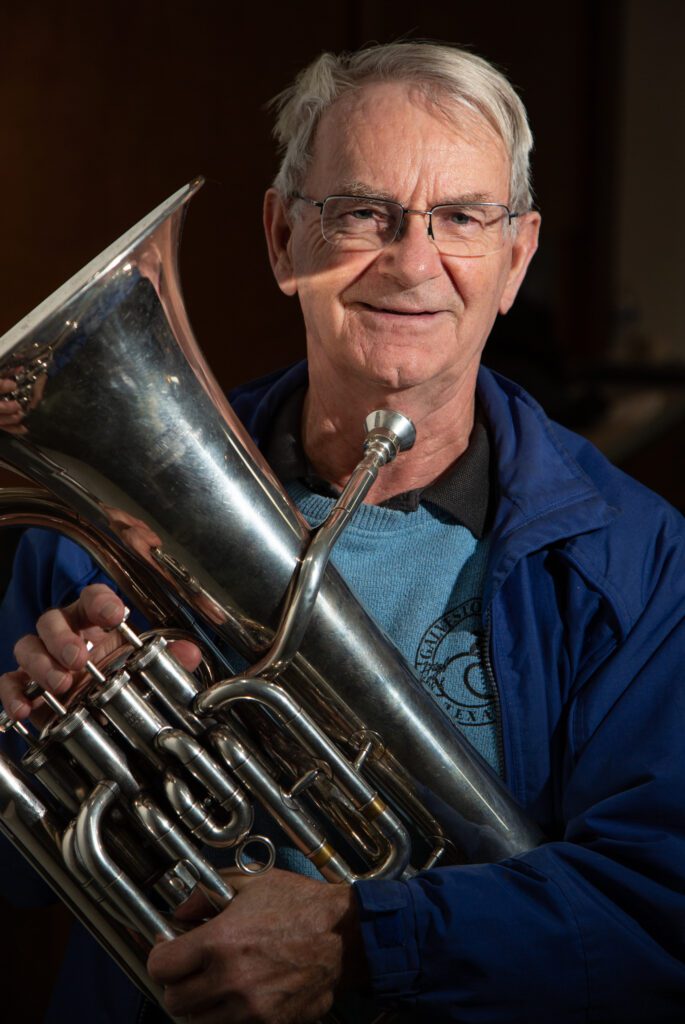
[75,779,175,943]
[156,730,253,847]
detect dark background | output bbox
[0,1,683,1018]
[0,1,683,504]
[1,1,626,386]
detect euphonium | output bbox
[0,180,543,1017]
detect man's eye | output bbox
[447,210,483,227]
[324,199,397,243]
[435,207,487,235]
[343,205,392,224]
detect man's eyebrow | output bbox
[333,182,398,201]
[436,191,498,205]
[330,184,502,206]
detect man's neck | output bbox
[302,364,479,505]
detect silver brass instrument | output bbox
[0,179,543,1018]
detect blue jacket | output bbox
[2,363,684,1023]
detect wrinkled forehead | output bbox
[306,81,511,198]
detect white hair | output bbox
[270,41,534,212]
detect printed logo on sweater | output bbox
[414,598,494,727]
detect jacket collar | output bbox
[476,366,617,604]
[230,361,309,449]
[230,360,618,602]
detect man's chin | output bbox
[349,355,447,394]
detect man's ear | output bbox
[263,188,298,296]
[498,211,541,315]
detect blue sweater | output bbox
[287,482,498,774]
[1,364,684,1022]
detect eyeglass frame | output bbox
[290,191,524,257]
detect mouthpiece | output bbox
[364,409,416,455]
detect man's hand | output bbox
[0,583,200,722]
[147,867,367,1024]
[0,392,27,434]
[0,373,47,435]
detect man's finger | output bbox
[0,669,33,719]
[62,584,126,634]
[162,973,226,1020]
[147,930,206,985]
[32,585,126,672]
[167,639,203,673]
[13,634,76,693]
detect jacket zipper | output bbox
[480,605,506,780]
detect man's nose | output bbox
[376,210,443,286]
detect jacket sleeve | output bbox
[354,523,685,1023]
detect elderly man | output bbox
[1,41,684,1024]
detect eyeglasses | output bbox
[291,192,522,258]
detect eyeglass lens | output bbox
[321,196,509,256]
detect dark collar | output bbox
[263,386,492,539]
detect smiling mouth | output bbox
[359,302,440,316]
